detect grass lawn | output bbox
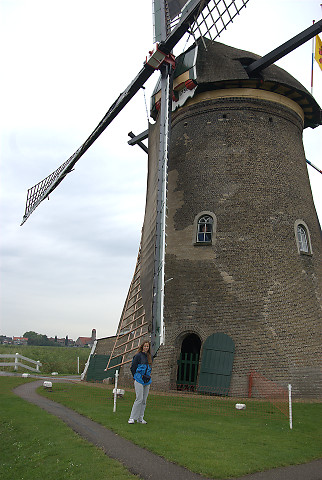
[0,345,90,375]
[0,377,138,480]
[38,381,322,479]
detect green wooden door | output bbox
[86,354,122,382]
[198,333,235,395]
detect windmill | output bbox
[21,1,322,394]
[20,0,253,352]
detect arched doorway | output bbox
[177,333,201,390]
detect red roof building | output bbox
[75,329,96,347]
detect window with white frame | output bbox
[294,220,312,255]
[196,215,213,243]
[297,224,309,253]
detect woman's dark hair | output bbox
[138,341,152,365]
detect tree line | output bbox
[22,331,70,346]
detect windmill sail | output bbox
[21,0,252,226]
[20,66,154,225]
[105,246,149,372]
[105,113,163,371]
[153,0,188,42]
[187,0,249,42]
[154,0,249,44]
[168,0,189,20]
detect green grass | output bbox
[0,377,138,480]
[2,376,321,479]
[38,381,322,479]
[0,345,90,375]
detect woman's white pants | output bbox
[130,380,150,420]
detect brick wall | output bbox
[95,336,117,355]
[151,93,322,397]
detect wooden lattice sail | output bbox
[105,246,150,371]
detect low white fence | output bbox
[0,353,42,373]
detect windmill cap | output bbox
[194,38,320,129]
[151,38,321,129]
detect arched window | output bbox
[297,225,309,253]
[197,215,213,243]
[294,220,312,255]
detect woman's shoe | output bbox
[137,419,147,424]
[128,418,135,424]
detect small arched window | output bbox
[297,225,309,253]
[294,220,312,255]
[197,215,213,243]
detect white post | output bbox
[113,370,119,413]
[81,340,97,381]
[36,361,40,372]
[77,357,80,374]
[14,353,19,371]
[311,22,315,95]
[288,384,293,430]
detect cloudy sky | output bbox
[1,0,321,341]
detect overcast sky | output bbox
[1,0,321,341]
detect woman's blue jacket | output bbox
[130,351,152,386]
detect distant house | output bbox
[48,337,65,346]
[13,337,28,345]
[75,337,92,347]
[75,329,96,347]
[48,337,75,347]
[0,336,13,344]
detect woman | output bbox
[128,341,152,424]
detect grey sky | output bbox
[1,0,321,341]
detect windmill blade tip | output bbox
[20,212,31,226]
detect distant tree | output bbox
[55,336,57,343]
[23,331,55,346]
[41,334,55,346]
[23,331,38,343]
[65,335,68,346]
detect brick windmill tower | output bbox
[150,38,322,396]
[21,2,321,396]
[109,34,322,397]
